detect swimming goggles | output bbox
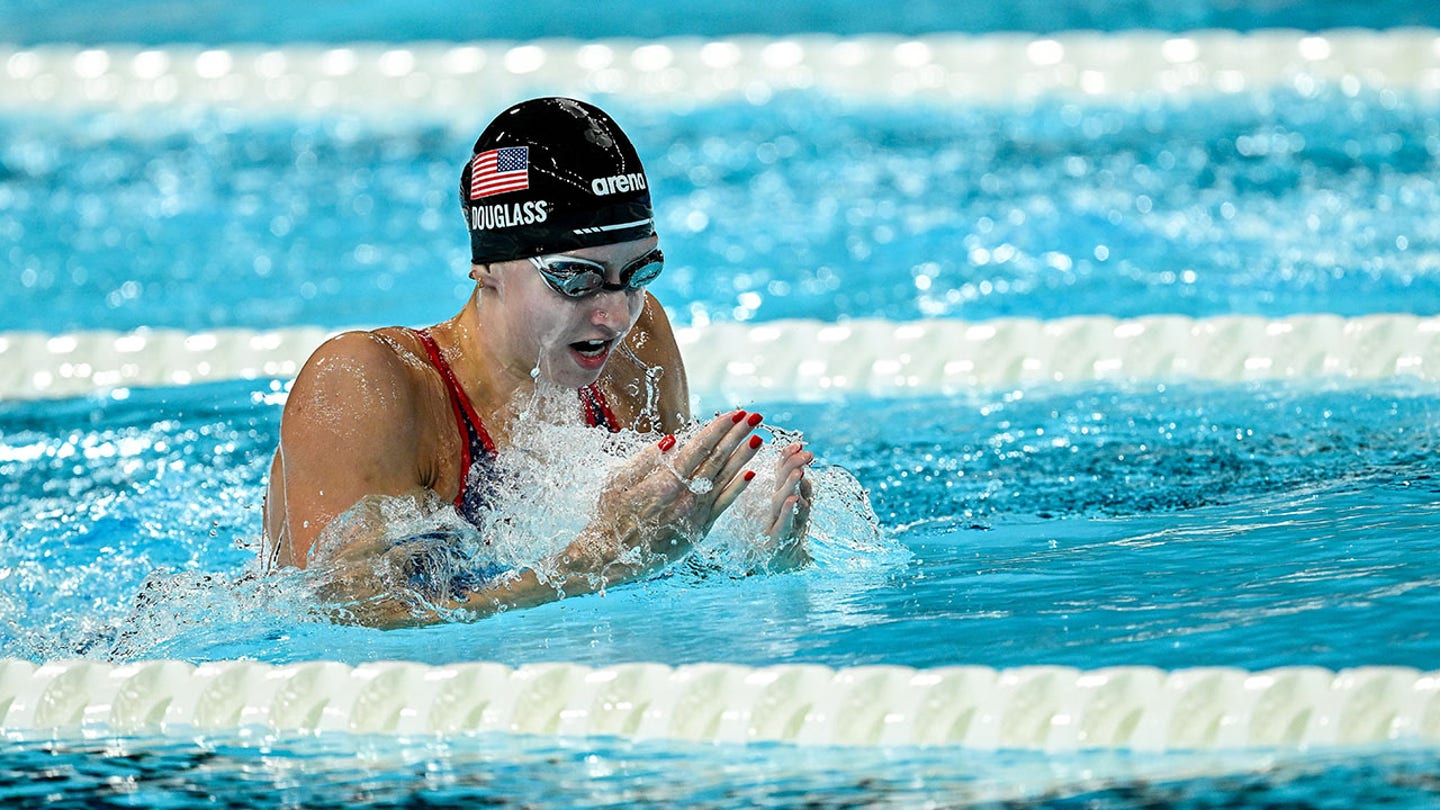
[528,248,664,298]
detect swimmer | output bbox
[263,97,813,625]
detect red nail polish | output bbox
[749,434,763,449]
[746,412,763,427]
[732,410,747,423]
[744,470,756,481]
[658,434,676,452]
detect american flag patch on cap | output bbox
[469,146,529,200]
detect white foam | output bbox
[291,399,894,625]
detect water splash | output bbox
[286,408,899,625]
[96,566,323,660]
[614,341,668,429]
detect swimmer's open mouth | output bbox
[570,339,612,358]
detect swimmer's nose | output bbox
[589,288,632,327]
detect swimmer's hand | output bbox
[574,409,768,578]
[760,441,814,570]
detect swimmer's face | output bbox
[480,235,657,387]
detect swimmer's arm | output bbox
[329,523,684,629]
[348,411,767,628]
[333,552,657,630]
[448,543,666,617]
[264,331,426,570]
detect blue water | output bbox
[0,732,1434,808]
[6,0,1440,44]
[6,86,1440,334]
[2,376,1439,802]
[2,378,1437,672]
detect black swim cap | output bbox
[460,97,655,265]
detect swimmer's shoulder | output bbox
[287,328,432,421]
[627,292,683,367]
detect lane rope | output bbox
[1,658,1436,748]
[2,30,1439,114]
[3,314,1438,402]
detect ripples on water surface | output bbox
[0,378,1435,674]
[1,732,1437,809]
[5,86,1440,333]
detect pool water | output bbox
[6,0,1440,43]
[7,86,1440,335]
[0,732,1435,808]
[2,377,1436,674]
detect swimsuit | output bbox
[411,328,619,528]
